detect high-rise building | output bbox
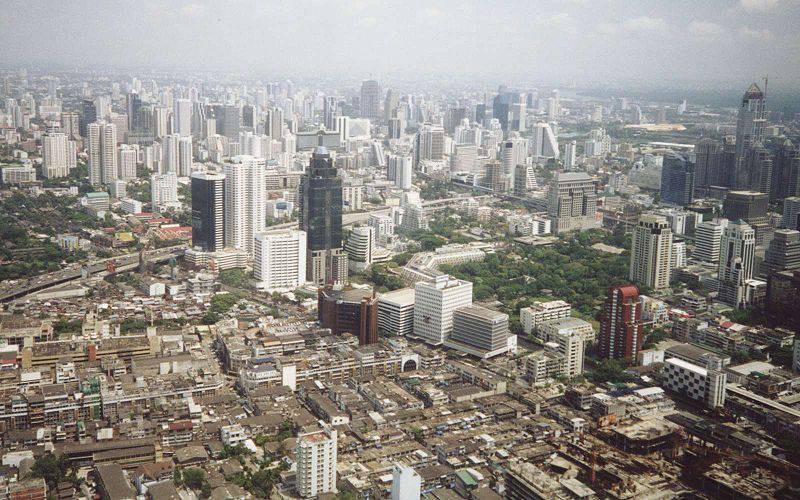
[87,122,117,185]
[629,214,673,290]
[150,172,178,213]
[660,153,695,206]
[599,285,643,361]
[254,229,307,291]
[391,465,421,500]
[178,136,193,176]
[117,145,137,180]
[161,134,179,174]
[377,288,415,337]
[318,286,378,345]
[368,213,394,246]
[563,140,577,169]
[514,164,537,196]
[218,104,241,139]
[42,132,70,179]
[296,425,338,498]
[413,275,473,346]
[224,155,266,255]
[782,197,800,230]
[191,172,225,252]
[718,219,756,308]
[520,300,571,337]
[445,305,513,359]
[722,190,771,245]
[266,106,284,140]
[733,83,767,190]
[60,111,80,140]
[694,138,724,192]
[360,80,382,121]
[173,98,192,137]
[529,122,559,160]
[770,140,800,201]
[553,327,585,377]
[80,99,97,137]
[299,147,347,287]
[761,229,800,276]
[126,92,143,133]
[547,172,598,234]
[345,226,375,273]
[693,219,728,263]
[388,154,413,190]
[413,124,445,167]
[323,96,339,131]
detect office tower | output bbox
[299,147,347,287]
[80,99,97,137]
[479,161,509,193]
[359,80,382,121]
[60,111,79,140]
[191,101,206,138]
[563,140,577,169]
[152,106,170,139]
[630,214,673,290]
[368,214,394,246]
[664,356,727,408]
[126,92,142,133]
[296,425,338,498]
[224,155,266,255]
[161,134,179,173]
[387,117,403,139]
[191,172,226,252]
[492,92,513,131]
[323,96,339,131]
[553,327,585,377]
[660,153,695,206]
[345,226,375,273]
[117,145,137,180]
[762,230,800,276]
[694,138,722,192]
[318,286,379,345]
[782,197,800,229]
[513,164,535,196]
[693,219,728,263]
[718,219,756,308]
[599,285,643,361]
[218,104,241,139]
[173,98,192,137]
[547,172,598,234]
[150,172,178,213]
[342,181,363,212]
[771,139,800,201]
[391,465,421,500]
[254,229,307,291]
[384,88,399,122]
[388,154,413,190]
[446,305,512,358]
[722,190,771,245]
[178,136,193,176]
[87,122,117,185]
[733,83,767,190]
[413,124,445,167]
[266,106,284,140]
[413,275,473,346]
[501,136,528,176]
[377,288,415,337]
[529,122,559,160]
[241,104,254,129]
[41,132,69,179]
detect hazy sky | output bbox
[2,0,799,86]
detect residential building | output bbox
[519,300,571,336]
[224,155,266,255]
[718,219,756,308]
[598,284,643,361]
[150,172,177,213]
[296,425,338,498]
[253,229,307,292]
[629,214,673,290]
[88,121,117,185]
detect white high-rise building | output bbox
[388,154,413,190]
[414,124,445,166]
[693,219,728,263]
[391,464,422,500]
[117,145,138,180]
[178,136,193,176]
[368,214,394,246]
[553,328,584,377]
[413,275,473,346]
[378,288,415,337]
[173,98,192,137]
[253,229,307,291]
[150,172,178,213]
[296,425,338,498]
[564,140,577,169]
[42,132,70,178]
[266,106,284,140]
[345,226,375,273]
[161,134,179,174]
[224,155,266,255]
[153,106,170,139]
[630,214,673,290]
[87,122,117,185]
[529,122,559,160]
[718,219,756,308]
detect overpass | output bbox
[0,246,186,303]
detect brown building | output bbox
[766,269,800,330]
[318,286,378,345]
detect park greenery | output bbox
[28,453,80,490]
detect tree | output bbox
[587,359,635,384]
[182,468,206,490]
[29,453,78,489]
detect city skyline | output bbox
[1,0,799,86]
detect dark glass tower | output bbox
[300,147,346,286]
[660,153,695,206]
[80,99,96,138]
[191,172,226,252]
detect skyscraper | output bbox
[299,147,347,287]
[782,197,800,230]
[529,122,559,160]
[563,140,577,169]
[323,96,339,131]
[387,154,413,190]
[178,136,193,176]
[761,229,800,276]
[151,172,178,213]
[547,172,598,234]
[413,124,445,167]
[80,99,96,137]
[770,140,800,201]
[722,190,771,245]
[42,132,69,179]
[598,285,643,361]
[254,229,307,291]
[117,145,137,180]
[160,134,179,174]
[191,172,225,252]
[266,106,284,140]
[224,155,266,255]
[359,80,382,121]
[718,219,756,308]
[173,98,192,137]
[413,275,473,346]
[693,219,728,263]
[660,153,695,206]
[733,83,768,191]
[87,122,117,185]
[629,214,673,290]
